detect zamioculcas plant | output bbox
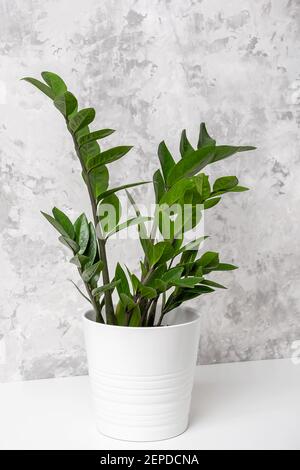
[23,71,255,328]
[23,71,256,441]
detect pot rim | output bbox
[83,308,200,331]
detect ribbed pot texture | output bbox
[83,308,200,441]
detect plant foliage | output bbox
[23,71,255,327]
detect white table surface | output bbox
[0,358,299,450]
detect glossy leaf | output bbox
[22,77,54,99]
[161,267,184,284]
[70,254,90,269]
[129,306,142,327]
[126,190,153,261]
[69,108,96,133]
[213,145,256,163]
[41,71,67,97]
[78,129,115,147]
[97,181,150,201]
[214,263,238,271]
[180,129,194,158]
[41,211,70,238]
[89,165,109,199]
[54,91,77,117]
[158,141,175,181]
[137,283,157,299]
[98,194,121,233]
[172,276,203,288]
[86,146,133,172]
[167,146,215,186]
[197,122,216,148]
[115,301,126,326]
[79,141,100,165]
[106,216,152,238]
[74,214,90,254]
[213,176,238,193]
[149,241,168,266]
[85,223,98,265]
[153,169,165,203]
[194,173,211,200]
[92,280,120,298]
[58,235,79,253]
[52,207,75,240]
[201,279,227,289]
[82,260,103,283]
[204,197,221,210]
[159,177,193,206]
[115,263,131,296]
[199,251,219,268]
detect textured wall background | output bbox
[0,0,300,382]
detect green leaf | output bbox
[149,241,168,266]
[85,223,98,265]
[159,177,193,206]
[167,146,215,186]
[154,279,168,293]
[163,285,214,313]
[194,173,211,200]
[199,251,219,268]
[78,129,115,147]
[106,216,152,238]
[178,236,208,254]
[82,260,103,283]
[22,77,54,99]
[115,301,126,326]
[86,146,133,172]
[97,181,150,201]
[89,165,109,199]
[161,267,184,284]
[129,306,141,327]
[80,141,101,165]
[138,283,157,299]
[180,129,194,158]
[197,122,216,148]
[145,264,167,288]
[52,207,75,239]
[201,279,227,289]
[41,71,67,97]
[115,263,131,296]
[58,235,79,253]
[213,145,256,163]
[98,194,121,233]
[231,186,249,192]
[54,91,78,117]
[158,141,176,181]
[204,197,221,209]
[153,169,165,203]
[92,280,120,298]
[213,176,238,193]
[125,190,153,261]
[74,214,90,254]
[119,294,141,327]
[69,108,96,133]
[214,263,238,271]
[41,211,70,238]
[70,254,90,269]
[172,276,203,288]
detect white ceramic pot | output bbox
[83,308,200,442]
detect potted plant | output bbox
[23,71,255,441]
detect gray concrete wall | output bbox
[0,0,299,381]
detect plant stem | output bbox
[68,125,115,324]
[147,297,158,326]
[83,280,105,324]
